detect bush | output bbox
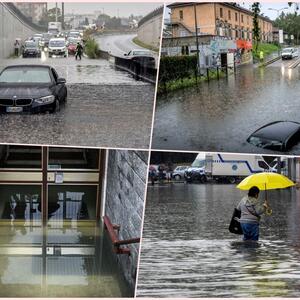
[159,55,198,84]
[84,38,100,59]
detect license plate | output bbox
[6,107,23,113]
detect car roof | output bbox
[250,121,300,141]
[3,65,52,70]
[49,38,65,41]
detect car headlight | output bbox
[35,95,55,104]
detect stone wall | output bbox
[0,3,38,59]
[104,149,148,292]
[137,7,163,49]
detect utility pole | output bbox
[55,2,58,22]
[61,2,64,29]
[193,3,200,74]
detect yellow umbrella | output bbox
[236,172,295,191]
[237,172,295,215]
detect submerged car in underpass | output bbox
[247,121,300,152]
[0,65,67,113]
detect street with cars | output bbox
[0,29,155,149]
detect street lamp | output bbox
[268,7,288,18]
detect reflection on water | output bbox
[0,186,131,297]
[0,222,131,297]
[153,65,300,154]
[137,184,300,297]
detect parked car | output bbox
[0,65,67,113]
[247,121,300,152]
[124,49,156,69]
[281,47,298,60]
[172,166,189,180]
[48,38,67,57]
[22,40,41,58]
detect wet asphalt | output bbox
[152,55,300,155]
[0,52,154,149]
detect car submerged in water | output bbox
[22,40,41,58]
[0,65,67,113]
[247,121,300,152]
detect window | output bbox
[220,7,223,18]
[179,10,183,20]
[228,10,231,20]
[235,12,238,22]
[241,14,244,23]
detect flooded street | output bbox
[137,184,300,297]
[0,55,154,149]
[152,61,300,154]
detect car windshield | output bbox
[0,68,51,83]
[283,48,293,53]
[191,159,205,168]
[25,41,37,48]
[248,136,283,150]
[132,50,151,56]
[49,40,65,47]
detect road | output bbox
[152,52,300,155]
[96,33,144,57]
[0,53,154,149]
[137,183,300,297]
[96,33,158,63]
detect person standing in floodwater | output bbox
[236,186,269,241]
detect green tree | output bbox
[252,2,261,52]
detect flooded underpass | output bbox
[137,184,300,297]
[152,62,300,154]
[0,55,154,149]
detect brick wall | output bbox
[104,149,148,292]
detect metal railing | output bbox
[138,6,164,27]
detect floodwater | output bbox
[137,184,300,297]
[0,221,131,297]
[0,55,154,149]
[152,59,300,155]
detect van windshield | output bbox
[192,159,205,168]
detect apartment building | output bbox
[168,2,273,43]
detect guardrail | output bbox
[103,215,140,256]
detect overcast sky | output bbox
[48,2,162,17]
[164,3,296,21]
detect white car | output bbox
[48,38,67,58]
[124,49,153,58]
[172,166,190,180]
[281,47,298,60]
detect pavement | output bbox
[0,52,154,149]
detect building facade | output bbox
[168,3,273,43]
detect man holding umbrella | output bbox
[236,186,269,241]
[236,172,295,242]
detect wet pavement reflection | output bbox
[0,56,154,149]
[137,184,300,297]
[152,63,300,154]
[0,221,131,297]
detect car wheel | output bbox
[50,99,60,113]
[174,175,181,180]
